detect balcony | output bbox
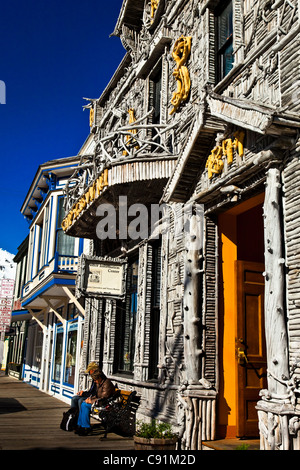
[22,253,79,310]
[61,110,184,238]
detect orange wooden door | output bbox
[236,261,267,437]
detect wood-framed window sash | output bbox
[148,239,162,381]
[56,195,75,257]
[114,257,138,375]
[215,0,234,82]
[205,0,244,86]
[149,59,163,149]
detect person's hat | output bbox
[85,361,99,373]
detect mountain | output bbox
[0,249,16,280]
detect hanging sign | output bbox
[0,279,15,333]
[76,255,127,300]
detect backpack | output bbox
[60,407,79,432]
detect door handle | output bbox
[237,347,248,365]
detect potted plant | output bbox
[134,419,179,450]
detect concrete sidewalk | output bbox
[0,374,135,451]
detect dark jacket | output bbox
[90,377,116,403]
[82,380,97,397]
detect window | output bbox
[216,1,233,82]
[37,222,43,271]
[49,310,59,326]
[8,322,23,365]
[33,326,43,369]
[27,227,34,281]
[66,303,77,321]
[52,326,64,382]
[64,322,77,386]
[151,70,161,125]
[150,63,162,149]
[32,203,50,273]
[148,241,161,380]
[40,203,49,268]
[115,258,138,373]
[56,197,75,256]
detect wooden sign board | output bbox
[0,279,14,332]
[76,255,127,300]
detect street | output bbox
[0,373,135,451]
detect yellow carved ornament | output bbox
[233,130,245,158]
[206,131,245,180]
[222,131,245,165]
[123,108,139,156]
[170,36,192,115]
[150,0,159,19]
[89,107,95,127]
[61,168,109,231]
[206,146,224,180]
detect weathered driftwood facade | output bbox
[62,0,300,450]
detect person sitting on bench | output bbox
[76,369,116,436]
[70,361,99,411]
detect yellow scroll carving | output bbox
[89,107,95,127]
[170,36,192,115]
[206,146,224,179]
[222,131,245,165]
[233,130,245,158]
[150,0,159,19]
[123,108,139,155]
[206,131,245,179]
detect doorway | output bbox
[218,193,267,439]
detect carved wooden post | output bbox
[263,165,289,396]
[183,206,204,384]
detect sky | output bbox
[0,0,125,256]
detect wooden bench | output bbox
[90,389,138,438]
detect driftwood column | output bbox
[263,164,289,396]
[183,206,204,385]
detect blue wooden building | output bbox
[18,156,85,403]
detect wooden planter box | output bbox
[134,436,178,450]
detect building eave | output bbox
[162,92,300,204]
[112,0,145,37]
[207,92,300,136]
[20,156,81,219]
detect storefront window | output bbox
[116,258,138,373]
[149,241,161,380]
[64,322,77,386]
[52,327,64,382]
[33,327,43,369]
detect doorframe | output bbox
[217,193,265,439]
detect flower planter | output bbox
[134,435,178,450]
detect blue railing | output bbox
[54,253,79,273]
